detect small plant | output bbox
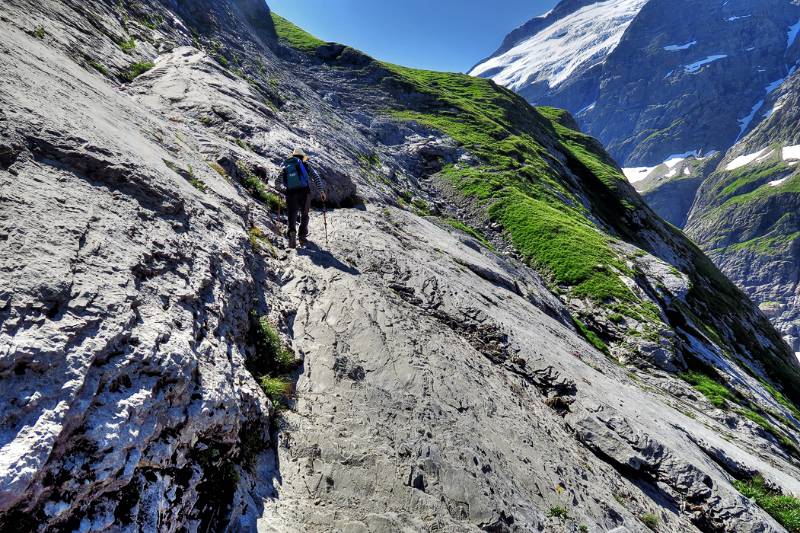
[185,165,207,192]
[248,312,296,377]
[258,376,293,405]
[547,506,569,520]
[640,513,659,530]
[123,61,154,82]
[234,138,255,153]
[139,14,163,30]
[89,61,108,76]
[119,37,136,53]
[443,218,494,250]
[236,162,284,212]
[214,53,230,68]
[411,198,431,216]
[578,526,589,533]
[164,161,207,192]
[32,26,46,39]
[208,161,228,178]
[248,226,274,256]
[199,115,214,127]
[735,476,800,531]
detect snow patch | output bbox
[736,99,764,140]
[664,41,697,51]
[622,150,701,183]
[725,147,771,171]
[683,55,727,73]
[782,144,800,161]
[470,0,649,91]
[766,77,786,94]
[623,166,656,183]
[727,15,751,22]
[788,18,800,49]
[769,177,789,187]
[576,101,596,116]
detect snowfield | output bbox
[664,41,697,51]
[683,54,728,73]
[469,0,649,91]
[725,148,773,171]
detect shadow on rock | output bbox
[298,241,361,276]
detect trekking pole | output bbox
[322,198,329,247]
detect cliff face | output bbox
[472,0,800,167]
[2,1,800,532]
[687,69,800,357]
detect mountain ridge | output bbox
[472,0,800,167]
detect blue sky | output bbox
[267,0,559,73]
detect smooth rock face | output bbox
[687,70,800,355]
[1,1,799,532]
[472,0,800,166]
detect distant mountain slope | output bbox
[686,69,800,357]
[472,0,800,167]
[470,0,647,96]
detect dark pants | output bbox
[286,188,311,240]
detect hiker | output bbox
[279,148,327,248]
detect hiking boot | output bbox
[288,232,297,249]
[299,237,308,247]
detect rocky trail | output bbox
[1,1,800,531]
[249,209,796,532]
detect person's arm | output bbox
[277,164,287,191]
[307,163,326,200]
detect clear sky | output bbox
[267,0,559,73]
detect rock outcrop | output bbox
[1,1,800,532]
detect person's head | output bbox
[291,147,309,162]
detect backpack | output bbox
[284,157,310,191]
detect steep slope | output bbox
[472,0,800,167]
[2,1,800,532]
[686,69,800,358]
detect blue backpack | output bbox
[284,157,310,191]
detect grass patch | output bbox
[32,26,46,39]
[679,370,735,408]
[443,218,494,250]
[119,37,136,53]
[123,61,154,82]
[208,162,228,178]
[236,162,284,212]
[735,476,800,531]
[258,376,293,405]
[574,318,609,354]
[490,190,631,303]
[247,312,298,408]
[271,13,327,52]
